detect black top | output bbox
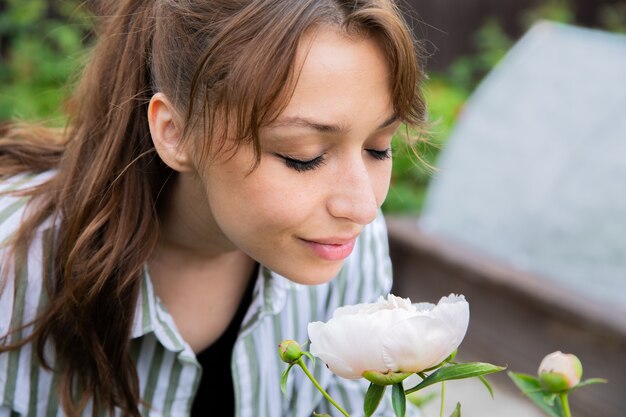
[190,265,257,417]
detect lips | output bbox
[301,236,358,261]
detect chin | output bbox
[285,261,345,286]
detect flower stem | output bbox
[439,381,446,417]
[296,357,351,417]
[560,393,572,417]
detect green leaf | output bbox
[364,383,386,417]
[406,362,506,394]
[507,373,543,395]
[392,382,406,417]
[544,393,557,407]
[303,351,316,366]
[478,375,495,399]
[449,402,461,417]
[280,363,295,397]
[507,372,564,417]
[571,378,608,391]
[313,413,332,417]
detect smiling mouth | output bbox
[300,237,357,261]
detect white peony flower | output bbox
[307,294,469,380]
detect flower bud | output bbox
[538,351,582,393]
[278,340,304,363]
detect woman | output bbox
[0,0,427,415]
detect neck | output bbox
[158,171,235,258]
[148,241,256,353]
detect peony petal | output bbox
[376,294,415,312]
[312,349,362,379]
[308,311,390,377]
[333,294,416,318]
[332,302,371,318]
[380,296,468,373]
[427,294,469,343]
[381,315,459,372]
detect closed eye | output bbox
[278,153,327,172]
[367,148,391,160]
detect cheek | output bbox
[215,168,316,232]
[373,161,393,206]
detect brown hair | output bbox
[0,0,426,415]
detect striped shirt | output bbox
[0,172,420,417]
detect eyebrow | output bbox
[270,113,400,134]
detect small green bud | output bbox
[278,340,304,363]
[538,351,583,393]
[362,370,412,386]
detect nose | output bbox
[327,158,379,225]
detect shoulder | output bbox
[0,172,55,244]
[0,172,58,415]
[0,171,56,341]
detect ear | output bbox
[148,93,193,172]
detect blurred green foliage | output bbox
[0,0,90,122]
[1,0,624,214]
[383,76,468,213]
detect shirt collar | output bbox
[130,264,291,347]
[130,266,186,352]
[259,266,290,312]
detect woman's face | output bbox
[191,27,399,285]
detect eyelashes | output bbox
[278,148,391,173]
[281,154,326,172]
[368,148,392,161]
